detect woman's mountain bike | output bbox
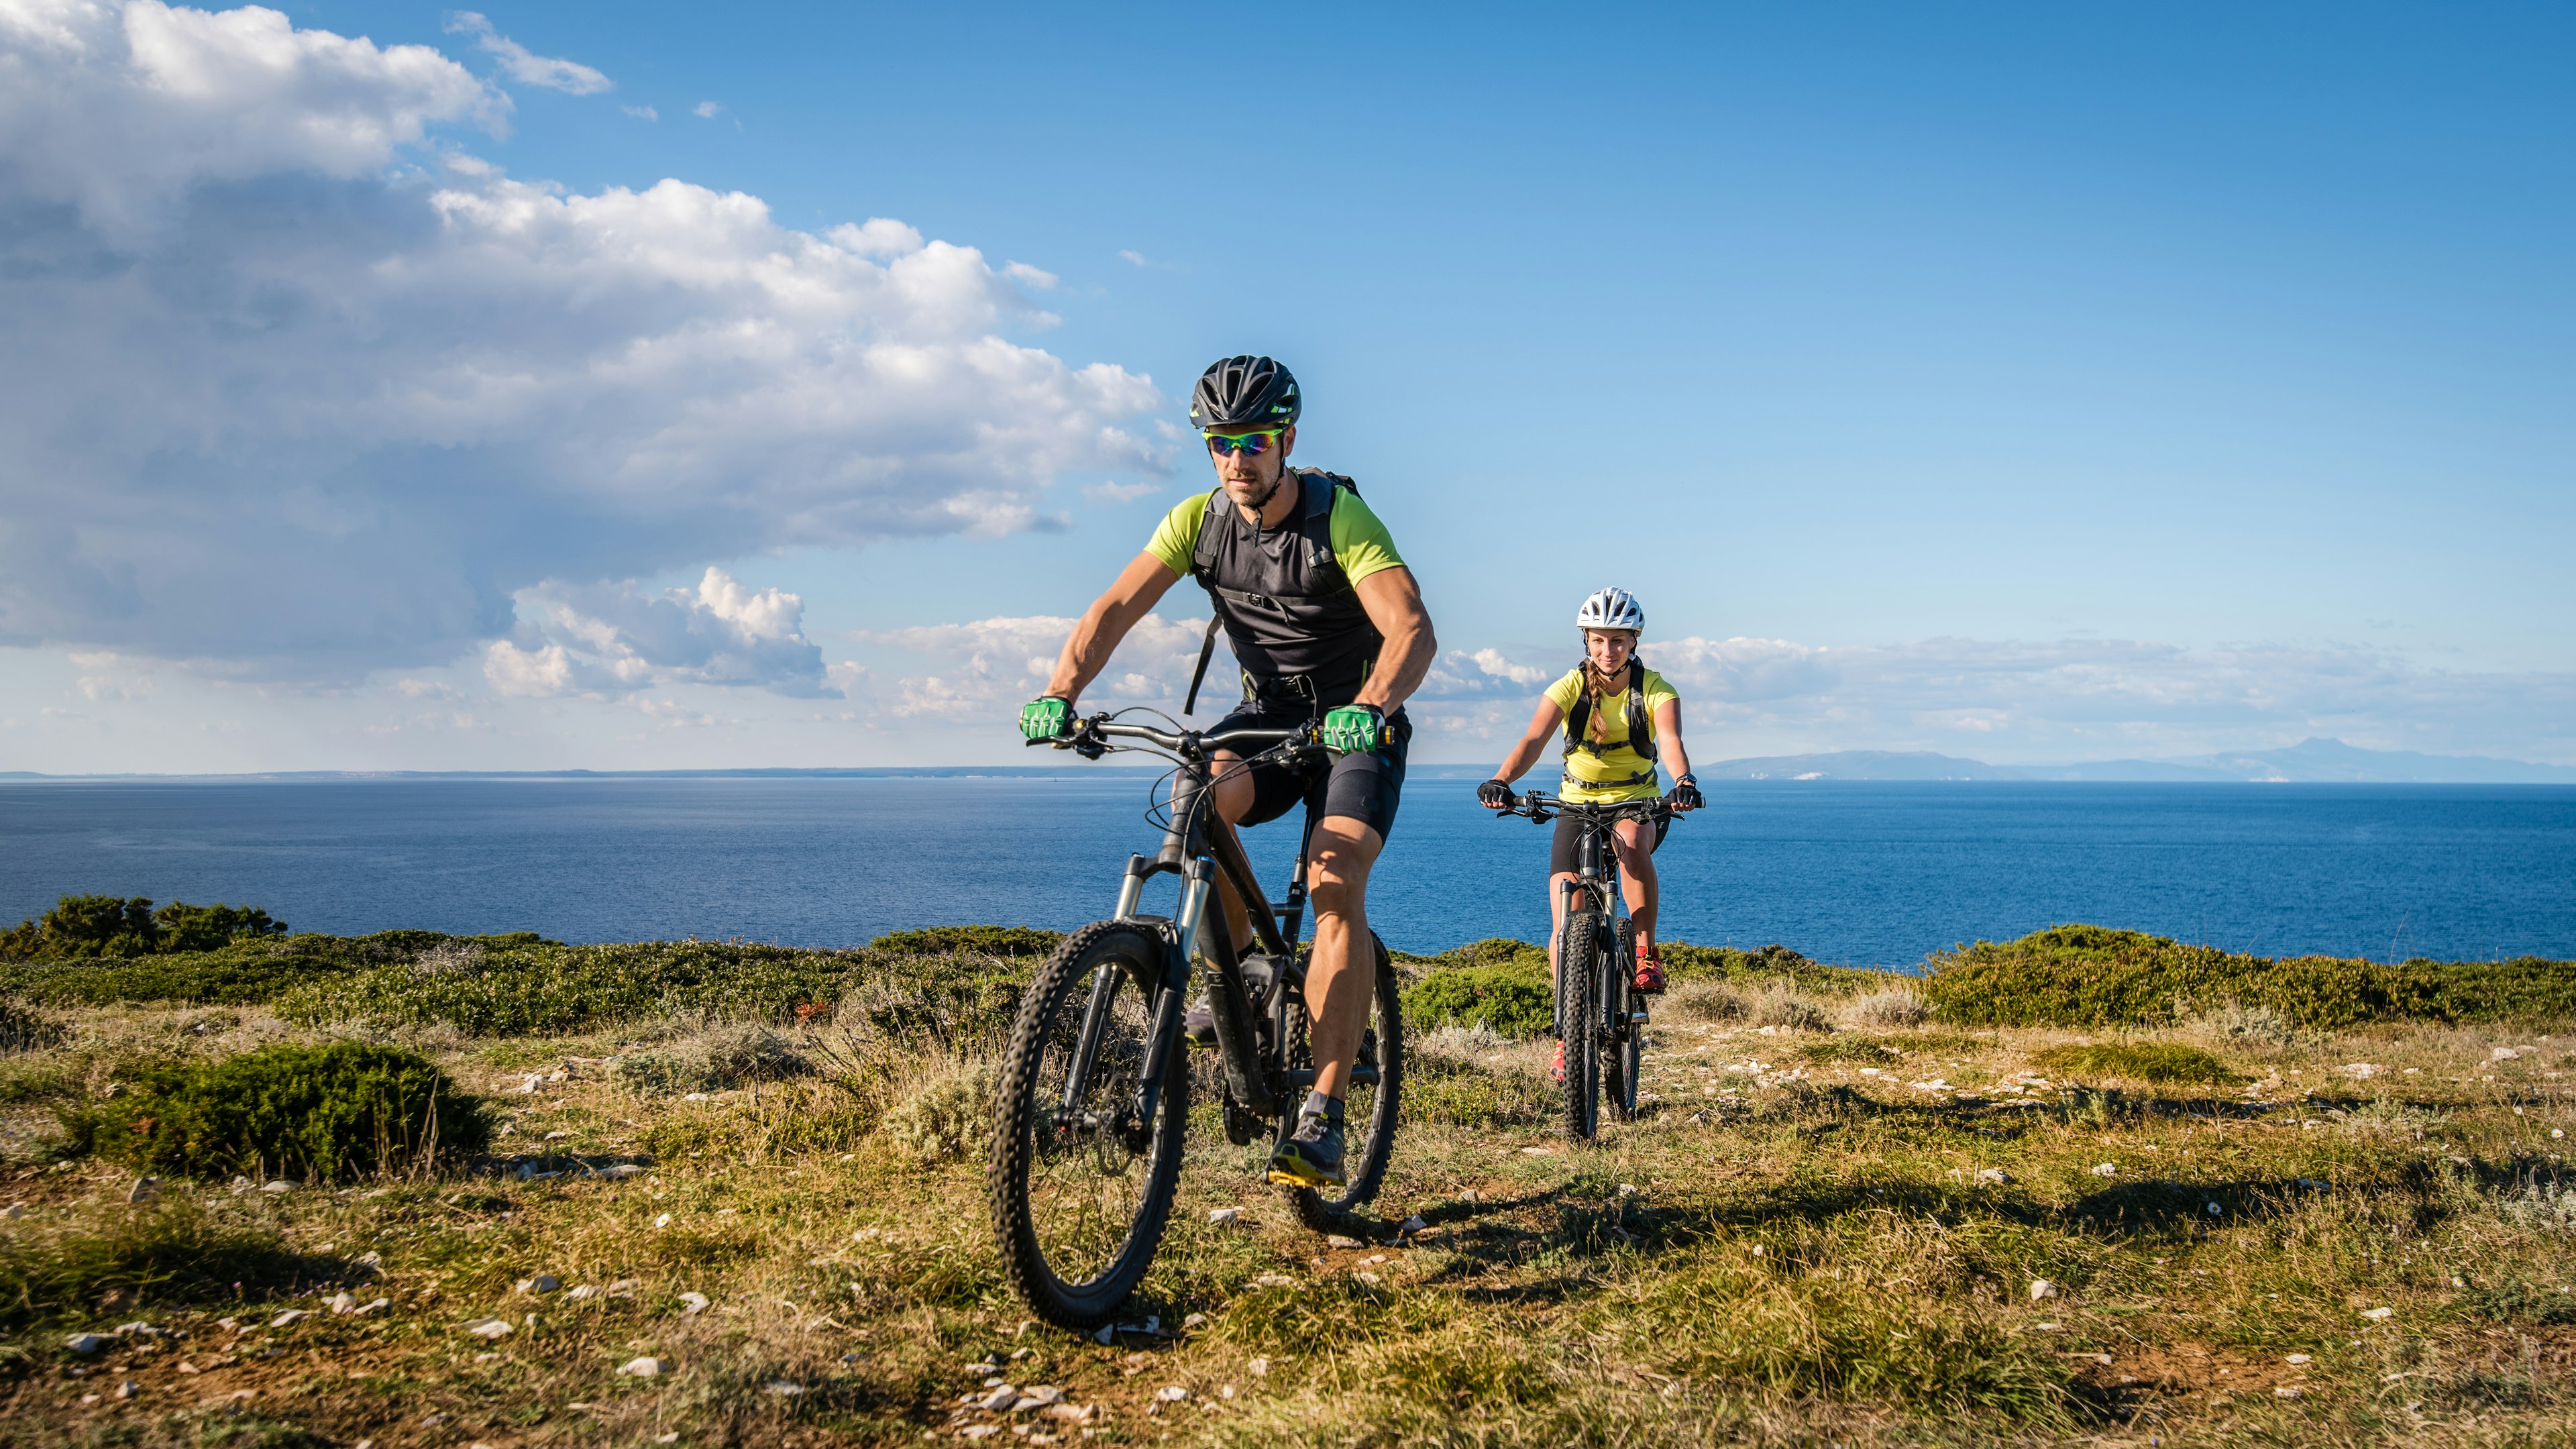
[990,711,1404,1329]
[1493,791,1675,1142]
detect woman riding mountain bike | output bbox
[1478,587,1703,1080]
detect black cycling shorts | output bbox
[1214,704,1411,845]
[1549,806,1669,876]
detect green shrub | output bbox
[60,1042,487,1182]
[1404,964,1554,1040]
[277,939,859,1036]
[0,1195,311,1330]
[1922,924,2576,1030]
[0,894,290,962]
[870,925,1063,957]
[0,929,544,1009]
[2032,1042,2239,1085]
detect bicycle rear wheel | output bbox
[1557,911,1604,1142]
[989,921,1188,1329]
[1287,931,1404,1230]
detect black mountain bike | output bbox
[1495,791,1675,1142]
[989,711,1404,1329]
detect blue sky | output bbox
[0,1,2569,770]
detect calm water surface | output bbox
[3,776,2571,966]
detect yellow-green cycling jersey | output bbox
[1544,664,1678,804]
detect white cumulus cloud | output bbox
[441,11,610,95]
[855,613,1230,720]
[488,568,841,698]
[0,1,1166,680]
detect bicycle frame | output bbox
[1056,716,1350,1126]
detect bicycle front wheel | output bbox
[989,921,1188,1329]
[1288,931,1404,1230]
[1606,918,1641,1122]
[1558,911,1604,1142]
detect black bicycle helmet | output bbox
[1187,355,1300,431]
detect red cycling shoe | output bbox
[1633,955,1667,994]
[1550,1040,1566,1082]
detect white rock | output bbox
[566,1285,602,1299]
[2090,1163,2117,1178]
[1253,1273,1297,1288]
[1208,1207,1241,1225]
[113,1321,160,1338]
[977,1385,1018,1411]
[678,1291,709,1315]
[965,1360,1000,1375]
[959,1428,999,1442]
[1018,1385,1065,1406]
[466,1319,513,1339]
[66,1333,109,1354]
[2029,1280,2060,1301]
[326,1293,359,1315]
[269,1309,309,1328]
[1248,1357,1269,1377]
[513,1075,541,1094]
[2285,1353,2312,1365]
[2362,1306,2394,1320]
[1325,1235,1362,1249]
[516,1275,561,1295]
[2342,1063,2380,1079]
[116,1381,140,1399]
[2492,1046,2519,1061]
[683,1092,709,1102]
[543,1130,572,1141]
[764,1381,804,1397]
[1975,1169,2011,1185]
[354,1250,382,1267]
[2274,1385,2304,1399]
[354,1299,390,1316]
[617,1356,668,1377]
[1181,1313,1205,1329]
[262,1181,292,1194]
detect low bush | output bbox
[0,1195,315,1330]
[0,929,547,1009]
[1403,963,1554,1040]
[2032,1042,2239,1085]
[611,1023,812,1095]
[870,925,1063,957]
[1848,985,1930,1029]
[0,995,62,1052]
[878,1061,995,1164]
[277,939,860,1036]
[1667,979,1746,1023]
[1923,924,2576,1029]
[1746,979,1833,1032]
[60,1042,487,1182]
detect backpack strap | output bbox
[1561,659,1658,763]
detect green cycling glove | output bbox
[1321,703,1387,755]
[1019,696,1072,741]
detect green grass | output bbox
[0,1195,313,1331]
[2032,1041,2241,1083]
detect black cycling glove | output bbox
[1668,774,1705,811]
[1477,778,1516,809]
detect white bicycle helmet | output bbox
[1575,586,1646,633]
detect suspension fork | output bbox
[1126,857,1214,1131]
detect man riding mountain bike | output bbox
[1020,355,1437,1189]
[1478,586,1702,1080]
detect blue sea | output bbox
[3,774,2572,967]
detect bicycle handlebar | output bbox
[1024,712,1318,761]
[1492,790,1675,826]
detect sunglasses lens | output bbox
[1205,431,1271,455]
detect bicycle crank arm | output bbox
[1278,1065,1381,1092]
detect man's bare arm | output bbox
[1040,553,1182,704]
[1349,566,1437,712]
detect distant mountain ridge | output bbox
[1705,737,2576,784]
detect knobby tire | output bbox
[989,920,1188,1329]
[1558,910,1604,1143]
